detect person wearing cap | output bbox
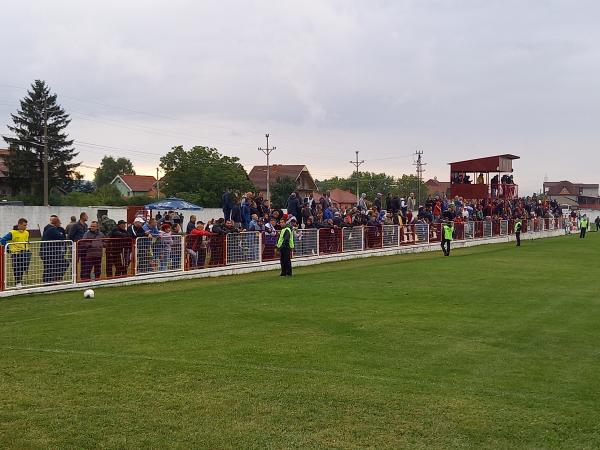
[107,219,130,277]
[276,217,296,276]
[156,222,174,271]
[441,219,454,256]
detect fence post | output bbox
[181,234,186,273]
[316,229,320,255]
[258,231,263,263]
[360,226,365,251]
[70,240,76,284]
[0,245,4,291]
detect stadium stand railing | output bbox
[0,218,564,291]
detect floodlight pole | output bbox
[258,134,276,205]
[43,98,49,206]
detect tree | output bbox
[2,80,79,201]
[270,177,298,209]
[160,145,254,207]
[94,156,135,187]
[316,172,427,205]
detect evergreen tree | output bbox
[2,80,79,200]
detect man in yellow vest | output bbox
[276,217,296,276]
[514,219,522,246]
[441,220,454,256]
[580,214,588,239]
[0,218,31,288]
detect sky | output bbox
[1,0,599,195]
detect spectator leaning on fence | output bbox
[0,218,31,289]
[64,216,77,236]
[106,220,129,277]
[80,221,105,282]
[41,215,69,283]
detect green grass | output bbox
[1,233,599,449]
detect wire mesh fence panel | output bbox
[0,246,4,291]
[382,225,399,247]
[294,228,319,258]
[261,230,280,261]
[103,238,135,279]
[429,223,442,243]
[500,220,509,236]
[5,240,74,289]
[135,235,184,275]
[474,221,484,238]
[492,220,501,236]
[184,234,225,270]
[400,225,416,245]
[483,221,493,238]
[342,227,363,252]
[226,232,260,265]
[464,221,475,239]
[527,219,534,233]
[363,226,383,250]
[415,223,429,244]
[454,223,465,240]
[318,228,342,255]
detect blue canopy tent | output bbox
[144,197,203,211]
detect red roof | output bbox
[449,154,519,173]
[0,149,8,177]
[248,165,316,191]
[544,181,599,196]
[314,188,357,205]
[117,174,157,192]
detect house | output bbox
[111,174,158,198]
[248,164,318,198]
[543,180,600,209]
[0,149,10,198]
[425,177,451,197]
[314,189,358,211]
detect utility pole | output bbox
[258,133,276,205]
[156,167,160,199]
[349,150,365,205]
[413,150,426,205]
[43,98,49,206]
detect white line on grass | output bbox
[2,345,403,385]
[0,306,115,326]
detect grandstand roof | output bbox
[449,154,519,173]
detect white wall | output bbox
[0,206,128,232]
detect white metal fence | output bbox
[4,240,74,290]
[294,229,319,258]
[1,220,565,292]
[226,232,261,265]
[342,227,363,252]
[135,235,183,275]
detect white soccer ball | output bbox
[83,289,95,299]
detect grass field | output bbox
[1,233,599,449]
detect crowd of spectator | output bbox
[0,188,576,288]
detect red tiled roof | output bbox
[117,174,157,192]
[248,165,308,191]
[544,181,599,196]
[314,188,357,205]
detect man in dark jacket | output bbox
[107,220,130,277]
[287,193,301,224]
[222,189,234,221]
[41,215,68,283]
[67,212,88,242]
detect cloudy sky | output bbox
[1,0,599,194]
